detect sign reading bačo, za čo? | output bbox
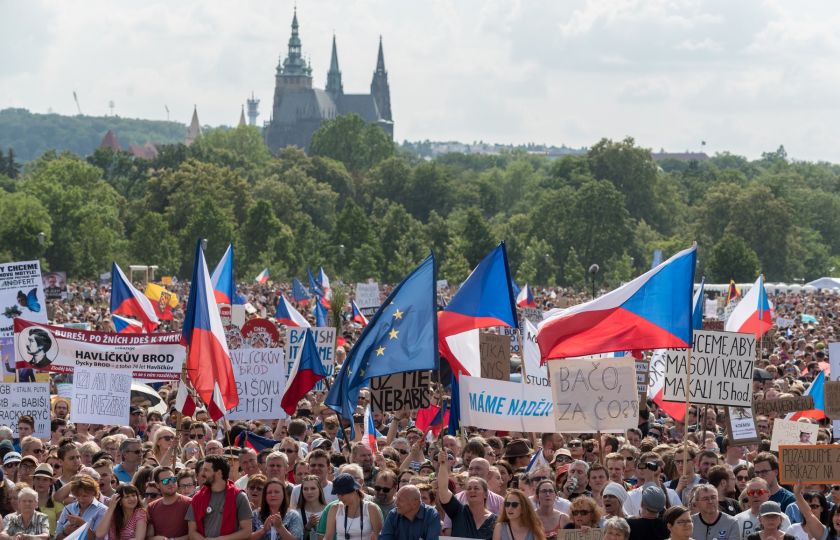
[662,330,755,407]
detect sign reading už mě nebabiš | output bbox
[662,330,755,407]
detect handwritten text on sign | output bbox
[479,333,510,381]
[71,366,132,425]
[0,383,50,438]
[779,445,840,484]
[662,330,755,407]
[369,370,432,413]
[284,327,336,391]
[227,348,287,420]
[548,356,639,433]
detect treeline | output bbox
[0,112,838,287]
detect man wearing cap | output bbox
[735,478,791,538]
[692,484,739,540]
[602,482,628,519]
[3,451,22,483]
[129,406,145,437]
[627,484,668,540]
[502,439,533,470]
[186,455,251,540]
[379,485,440,540]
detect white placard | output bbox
[354,282,381,315]
[0,260,48,338]
[501,326,521,355]
[727,406,760,445]
[226,348,287,420]
[636,361,648,395]
[548,356,639,433]
[459,375,555,432]
[522,319,548,387]
[0,383,50,438]
[71,366,132,425]
[662,330,755,407]
[521,307,544,324]
[771,418,820,451]
[285,327,336,391]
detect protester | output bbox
[627,484,668,540]
[294,475,326,540]
[565,496,601,530]
[533,480,568,537]
[746,501,796,540]
[186,455,252,540]
[493,488,547,540]
[55,476,107,540]
[321,473,381,540]
[0,487,49,540]
[94,484,147,540]
[663,505,694,540]
[437,450,496,539]
[250,478,303,540]
[691,484,739,540]
[147,466,191,540]
[378,485,440,540]
[603,516,632,540]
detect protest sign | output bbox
[0,260,48,339]
[770,418,820,451]
[825,381,840,420]
[522,319,548,387]
[459,375,555,432]
[241,319,281,348]
[436,280,449,292]
[227,348,287,420]
[42,272,67,300]
[830,343,840,439]
[355,282,381,316]
[521,307,543,324]
[285,327,336,391]
[752,396,815,417]
[71,366,132,425]
[547,356,639,433]
[776,317,795,329]
[369,371,432,413]
[13,318,185,381]
[662,330,754,407]
[636,360,648,396]
[501,326,520,354]
[479,333,510,381]
[725,406,761,446]
[779,445,840,484]
[0,383,50,438]
[561,531,604,540]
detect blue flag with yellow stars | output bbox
[325,253,438,436]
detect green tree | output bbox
[563,248,586,289]
[460,208,496,268]
[240,201,294,266]
[727,183,792,280]
[189,125,274,182]
[129,213,180,275]
[178,197,236,275]
[348,241,384,282]
[706,234,760,282]
[517,239,555,285]
[309,114,394,173]
[587,137,658,226]
[0,191,52,261]
[566,179,633,270]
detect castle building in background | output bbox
[264,9,393,152]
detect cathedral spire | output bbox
[281,7,311,77]
[326,34,343,96]
[375,35,386,74]
[238,105,246,127]
[370,36,392,122]
[186,105,201,146]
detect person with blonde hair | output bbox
[493,488,546,540]
[565,496,601,530]
[151,426,177,466]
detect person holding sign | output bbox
[437,449,496,539]
[492,489,546,540]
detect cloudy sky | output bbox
[4,0,840,161]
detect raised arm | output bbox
[437,448,453,504]
[794,483,826,540]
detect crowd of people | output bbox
[5,279,840,540]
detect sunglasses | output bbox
[31,449,44,455]
[160,477,178,486]
[572,510,591,516]
[747,489,769,496]
[504,501,520,508]
[189,434,205,440]
[373,486,392,493]
[641,462,660,471]
[144,492,159,498]
[736,475,750,481]
[568,442,582,447]
[281,449,297,454]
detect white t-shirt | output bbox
[529,494,571,514]
[735,508,791,538]
[622,485,681,516]
[290,480,337,507]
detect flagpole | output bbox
[684,347,692,473]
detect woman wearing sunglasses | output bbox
[564,496,601,531]
[152,427,178,467]
[493,489,546,540]
[791,483,833,540]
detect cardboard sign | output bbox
[561,530,604,540]
[662,330,755,407]
[355,282,381,316]
[770,418,820,451]
[284,327,336,391]
[725,406,761,446]
[0,260,48,338]
[779,445,840,484]
[459,375,555,432]
[227,348,287,420]
[369,370,432,413]
[71,366,132,425]
[547,356,639,433]
[0,383,50,438]
[13,319,185,381]
[753,396,815,417]
[825,381,840,420]
[479,333,510,381]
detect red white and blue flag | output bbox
[318,267,332,299]
[280,328,327,415]
[111,314,144,334]
[725,274,773,339]
[110,262,159,332]
[362,404,378,452]
[255,268,270,284]
[292,278,310,305]
[182,240,238,421]
[516,283,536,308]
[235,430,277,452]
[174,378,198,417]
[210,243,237,305]
[275,294,311,328]
[787,371,825,421]
[351,300,369,326]
[537,245,697,361]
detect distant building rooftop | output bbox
[651,151,710,162]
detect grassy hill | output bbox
[0,108,189,162]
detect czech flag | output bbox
[415,401,449,436]
[174,378,197,417]
[182,240,238,421]
[362,404,377,452]
[235,430,277,452]
[280,328,327,415]
[110,262,159,332]
[292,278,310,305]
[725,274,773,339]
[516,283,536,308]
[351,300,369,326]
[318,267,332,299]
[538,245,697,361]
[787,371,825,421]
[255,268,270,284]
[275,294,311,328]
[210,243,237,305]
[692,278,705,330]
[112,314,143,334]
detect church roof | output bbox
[338,94,381,124]
[273,89,337,125]
[99,129,121,151]
[186,106,201,146]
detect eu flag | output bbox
[292,278,310,304]
[314,299,329,327]
[307,269,324,297]
[325,253,438,434]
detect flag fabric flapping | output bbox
[235,430,277,452]
[144,282,178,321]
[182,240,238,421]
[516,283,536,308]
[509,278,521,299]
[110,262,160,332]
[275,295,311,328]
[351,300,369,326]
[314,300,329,327]
[415,401,450,437]
[325,254,437,436]
[307,269,324,297]
[255,268,270,284]
[362,404,378,452]
[112,314,143,334]
[174,379,197,417]
[725,275,774,339]
[787,371,825,421]
[280,328,327,415]
[692,277,705,331]
[292,278,310,305]
[318,267,332,299]
[725,280,740,306]
[537,245,697,362]
[210,243,237,305]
